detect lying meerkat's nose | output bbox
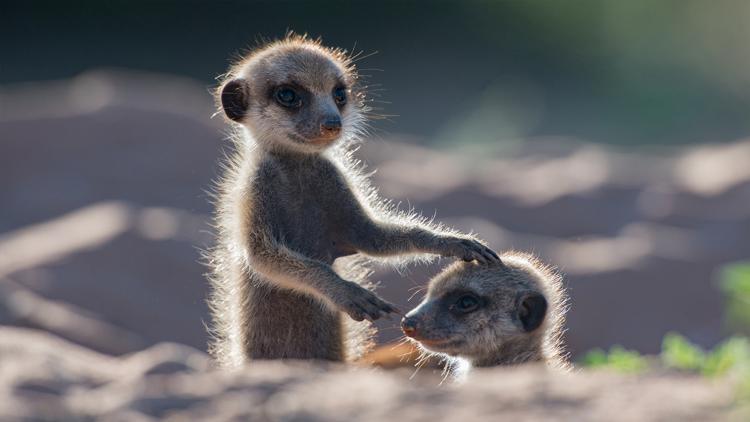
[401,316,419,337]
[320,116,342,136]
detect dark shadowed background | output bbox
[2,0,749,361]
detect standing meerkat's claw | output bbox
[440,237,499,265]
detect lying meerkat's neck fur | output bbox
[470,332,545,368]
[446,332,568,375]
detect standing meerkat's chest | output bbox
[253,154,355,261]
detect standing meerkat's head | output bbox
[401,252,568,368]
[216,34,366,154]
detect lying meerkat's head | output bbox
[401,252,567,367]
[217,34,366,154]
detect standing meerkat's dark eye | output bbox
[333,86,347,106]
[451,294,481,314]
[274,86,302,108]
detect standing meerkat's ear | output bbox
[220,79,250,122]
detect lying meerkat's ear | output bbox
[220,79,249,122]
[518,292,547,332]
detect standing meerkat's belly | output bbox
[243,279,345,360]
[260,156,357,263]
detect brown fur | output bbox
[403,251,570,373]
[206,34,500,367]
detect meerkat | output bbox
[207,34,500,367]
[401,251,569,373]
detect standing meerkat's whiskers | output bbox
[401,251,570,375]
[207,33,501,367]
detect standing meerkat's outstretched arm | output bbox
[348,219,499,264]
[331,171,499,263]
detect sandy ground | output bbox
[0,327,734,421]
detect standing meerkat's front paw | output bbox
[328,280,399,322]
[440,237,501,264]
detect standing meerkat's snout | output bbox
[402,252,569,370]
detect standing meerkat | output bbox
[208,34,500,367]
[401,251,569,373]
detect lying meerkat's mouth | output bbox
[415,337,466,351]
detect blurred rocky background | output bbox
[2,1,749,419]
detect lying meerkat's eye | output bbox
[275,86,302,108]
[333,86,347,106]
[452,294,480,314]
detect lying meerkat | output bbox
[401,251,569,373]
[208,34,500,367]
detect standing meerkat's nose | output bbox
[321,116,342,136]
[401,316,419,337]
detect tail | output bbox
[204,242,248,368]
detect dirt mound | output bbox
[0,327,732,421]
